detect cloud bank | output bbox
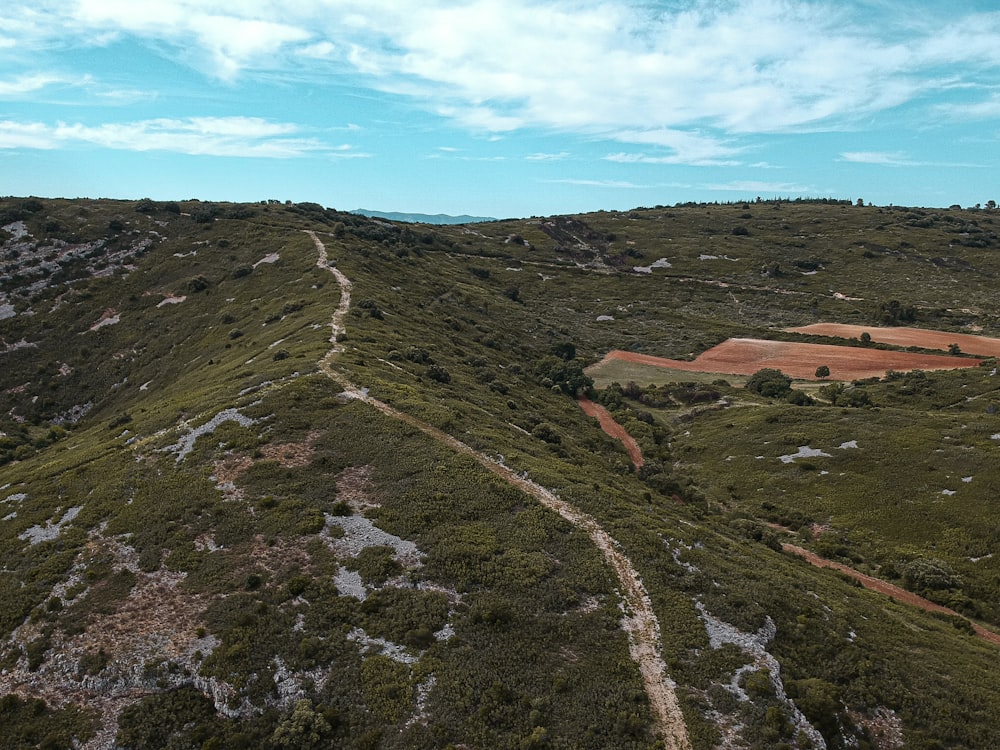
[2,1,999,165]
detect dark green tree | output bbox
[533,356,592,396]
[745,368,792,398]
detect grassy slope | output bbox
[0,197,999,749]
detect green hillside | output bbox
[1,196,999,750]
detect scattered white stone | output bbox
[696,602,827,749]
[0,304,15,320]
[87,311,120,331]
[632,257,672,273]
[52,402,93,425]
[838,440,858,449]
[962,476,973,483]
[2,221,28,239]
[157,295,186,307]
[253,252,280,268]
[941,489,956,496]
[596,315,615,322]
[434,623,455,642]
[193,534,221,552]
[160,408,259,462]
[2,511,16,521]
[2,338,38,353]
[19,506,83,545]
[665,538,699,574]
[407,673,437,727]
[347,627,418,665]
[325,514,423,567]
[334,567,367,601]
[779,446,832,464]
[3,493,27,504]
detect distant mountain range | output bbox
[352,208,497,224]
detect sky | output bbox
[1,1,999,219]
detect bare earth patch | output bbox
[259,429,323,467]
[787,323,1000,357]
[593,338,983,381]
[578,396,643,469]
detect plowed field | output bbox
[591,338,983,381]
[787,324,1000,357]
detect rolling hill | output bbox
[1,196,999,750]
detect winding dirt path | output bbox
[578,396,644,469]
[305,231,690,749]
[782,543,1000,646]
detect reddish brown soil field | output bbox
[596,338,983,380]
[578,396,644,469]
[784,543,1000,647]
[787,323,1000,357]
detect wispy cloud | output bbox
[4,1,1000,157]
[0,116,356,158]
[840,151,917,166]
[542,178,646,189]
[703,180,821,194]
[935,93,1000,121]
[526,151,569,161]
[839,151,982,168]
[0,73,66,96]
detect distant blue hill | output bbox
[352,209,497,224]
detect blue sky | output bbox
[1,1,999,218]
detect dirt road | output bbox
[783,543,1000,646]
[305,231,691,750]
[577,396,644,469]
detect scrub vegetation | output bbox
[1,196,999,749]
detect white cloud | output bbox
[839,150,983,169]
[936,93,1000,121]
[840,151,916,166]
[526,152,569,161]
[0,73,68,96]
[703,180,822,194]
[4,1,1000,147]
[0,116,354,158]
[0,121,58,149]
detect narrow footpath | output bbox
[305,231,691,750]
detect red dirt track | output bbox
[595,338,984,380]
[787,324,1000,357]
[578,396,644,469]
[784,544,1000,646]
